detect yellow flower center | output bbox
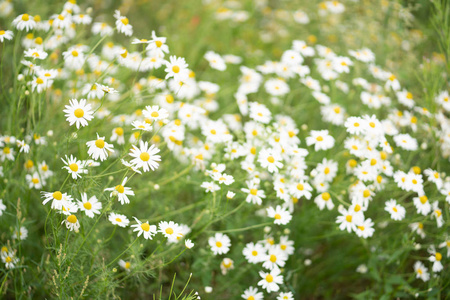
[316,136,323,141]
[83,202,92,210]
[69,163,78,172]
[115,127,124,136]
[172,65,180,73]
[165,228,174,235]
[121,18,129,25]
[67,215,77,223]
[370,159,377,166]
[267,156,275,163]
[369,122,375,128]
[125,262,131,269]
[53,191,63,200]
[36,77,44,84]
[141,223,150,231]
[32,178,39,184]
[346,215,352,222]
[274,213,281,220]
[354,204,361,212]
[324,167,330,174]
[58,14,64,20]
[3,147,10,154]
[74,108,84,118]
[151,111,159,118]
[140,152,150,162]
[435,252,442,261]
[115,218,122,222]
[250,147,256,155]
[251,250,258,256]
[155,40,163,47]
[419,195,428,204]
[250,188,258,196]
[95,139,105,148]
[270,254,277,262]
[297,183,304,191]
[266,274,274,283]
[115,185,125,193]
[0,30,5,35]
[72,50,79,57]
[216,241,222,247]
[22,14,30,21]
[5,256,12,263]
[363,190,370,198]
[322,192,330,201]
[25,160,34,169]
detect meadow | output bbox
[0,0,449,299]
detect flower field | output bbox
[0,0,449,299]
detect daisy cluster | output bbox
[0,0,449,298]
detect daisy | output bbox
[61,155,87,179]
[208,233,231,255]
[62,214,80,232]
[105,177,135,205]
[278,292,294,300]
[185,239,195,249]
[242,242,265,264]
[262,246,288,270]
[26,172,44,189]
[2,252,19,269]
[201,181,220,193]
[158,221,182,242]
[289,180,313,200]
[63,99,94,129]
[62,47,85,70]
[0,199,6,216]
[164,55,189,81]
[258,266,283,293]
[258,148,283,173]
[95,83,119,94]
[393,133,418,151]
[428,247,444,272]
[147,31,169,55]
[131,120,152,132]
[114,10,133,36]
[118,259,132,272]
[241,181,266,205]
[355,218,375,238]
[336,208,361,233]
[131,217,157,240]
[12,14,36,31]
[41,191,72,210]
[109,213,130,227]
[0,146,14,161]
[306,130,335,151]
[314,192,335,210]
[129,141,161,172]
[344,116,366,135]
[12,227,28,240]
[220,258,234,275]
[77,193,102,218]
[384,199,405,220]
[278,236,295,256]
[414,261,430,282]
[86,134,114,161]
[267,206,292,225]
[0,30,13,42]
[143,105,169,121]
[241,287,263,300]
[204,51,226,71]
[111,127,125,145]
[413,194,431,215]
[24,47,47,60]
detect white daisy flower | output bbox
[131,217,157,240]
[63,99,94,129]
[61,155,87,179]
[86,134,114,161]
[129,141,161,172]
[109,213,130,228]
[77,193,102,218]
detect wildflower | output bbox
[306,130,335,151]
[243,242,265,264]
[336,208,361,233]
[2,252,19,269]
[262,247,288,270]
[226,191,235,199]
[129,141,161,172]
[204,51,226,71]
[208,233,231,255]
[159,221,182,242]
[258,266,283,293]
[63,99,94,129]
[0,30,13,42]
[131,217,157,240]
[413,194,431,216]
[111,127,125,145]
[12,14,36,31]
[41,191,72,210]
[26,172,44,189]
[258,148,283,173]
[355,218,375,238]
[267,206,292,225]
[118,260,132,272]
[241,287,263,300]
[241,181,266,205]
[164,55,189,80]
[185,239,194,249]
[12,226,28,240]
[105,177,135,205]
[143,105,169,122]
[62,155,87,179]
[62,47,85,70]
[62,214,80,232]
[77,193,102,218]
[114,10,133,36]
[109,213,130,228]
[428,247,444,272]
[414,261,429,282]
[278,292,294,300]
[314,192,335,210]
[132,120,152,132]
[384,199,405,221]
[0,146,14,161]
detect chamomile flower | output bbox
[220,258,234,275]
[159,221,182,242]
[12,14,36,31]
[336,208,361,233]
[118,260,132,272]
[143,105,169,121]
[241,181,266,205]
[131,120,152,132]
[62,214,80,232]
[258,148,283,173]
[243,242,265,264]
[111,127,125,145]
[208,233,231,255]
[185,239,195,249]
[114,10,133,36]
[109,213,130,228]
[61,155,87,179]
[41,191,72,210]
[164,55,189,81]
[428,247,444,272]
[413,194,431,215]
[267,206,292,225]
[105,177,135,205]
[26,172,44,189]
[314,192,335,210]
[131,217,157,240]
[77,193,102,218]
[241,287,263,300]
[147,31,169,55]
[24,47,48,60]
[262,247,288,270]
[384,199,405,220]
[306,130,335,151]
[2,252,19,269]
[12,226,28,240]
[63,99,94,129]
[414,261,429,282]
[86,134,114,161]
[129,141,161,172]
[0,30,13,42]
[258,266,283,293]
[355,218,375,238]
